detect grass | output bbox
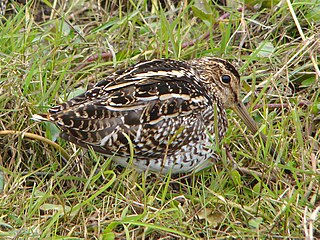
[0,0,319,239]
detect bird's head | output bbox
[189,56,287,169]
[189,56,262,143]
[188,57,241,108]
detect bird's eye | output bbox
[221,75,231,84]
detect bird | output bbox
[33,57,280,174]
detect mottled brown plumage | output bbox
[33,57,276,174]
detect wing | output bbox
[46,59,215,157]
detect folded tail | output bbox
[32,113,51,122]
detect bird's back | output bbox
[35,58,228,173]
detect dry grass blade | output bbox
[0,130,70,160]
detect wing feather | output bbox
[46,59,214,156]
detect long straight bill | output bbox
[233,101,287,169]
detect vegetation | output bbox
[0,0,319,239]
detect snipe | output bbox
[33,57,280,174]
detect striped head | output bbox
[188,57,262,140]
[188,57,241,109]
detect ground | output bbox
[0,0,319,239]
